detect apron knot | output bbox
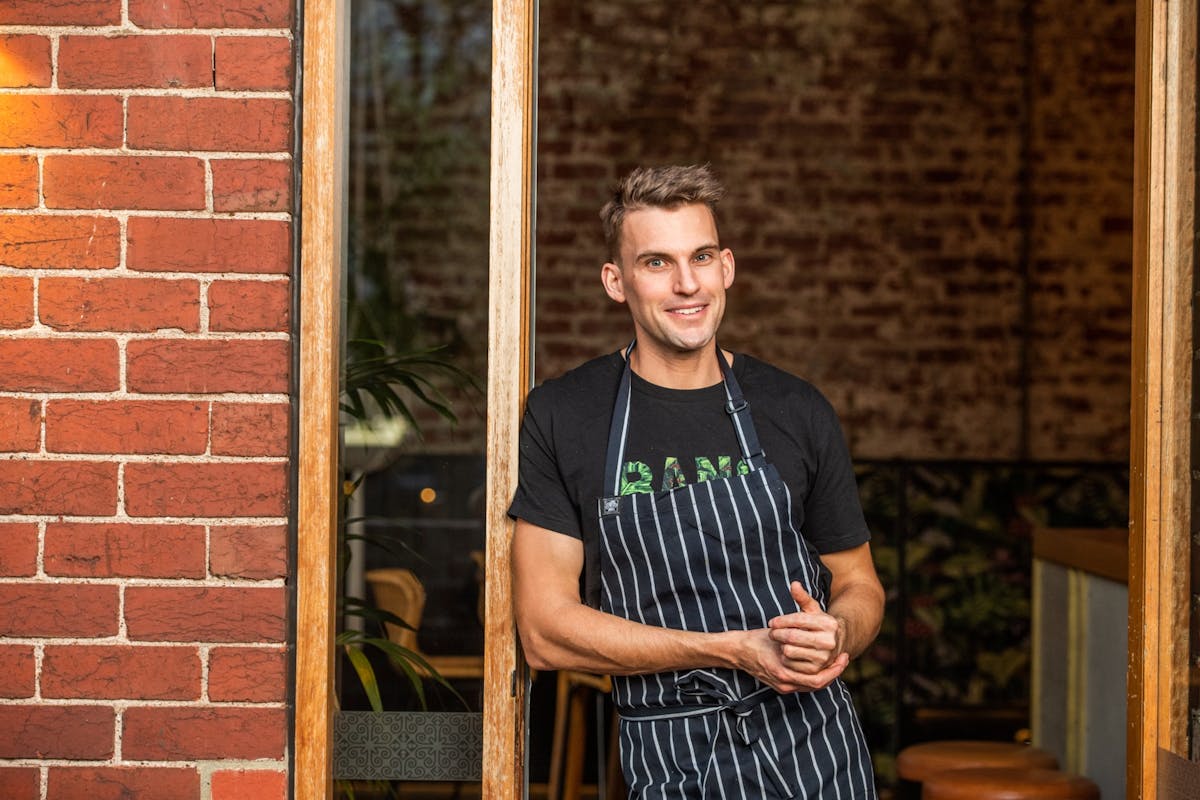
[668,670,798,798]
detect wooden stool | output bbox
[897,740,1059,783]
[922,767,1100,800]
[547,670,622,800]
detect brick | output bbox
[127,217,290,274]
[209,524,287,580]
[208,647,286,702]
[48,767,199,800]
[44,522,206,578]
[129,0,292,28]
[125,586,285,643]
[127,339,289,393]
[212,159,291,212]
[42,645,200,700]
[0,705,114,759]
[0,277,34,328]
[0,156,39,209]
[0,522,37,577]
[123,706,286,761]
[125,462,287,518]
[0,583,118,637]
[0,36,51,88]
[128,96,291,152]
[212,403,288,456]
[0,767,38,799]
[0,214,121,269]
[0,460,117,515]
[40,277,200,333]
[0,338,118,391]
[44,156,205,211]
[211,769,286,800]
[46,399,207,455]
[0,398,39,452]
[0,95,122,148]
[0,646,35,698]
[209,279,290,331]
[215,36,292,91]
[0,1,120,25]
[58,35,212,90]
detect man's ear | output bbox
[601,261,626,303]
[721,248,736,289]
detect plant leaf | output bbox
[343,644,383,713]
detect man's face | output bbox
[601,203,735,358]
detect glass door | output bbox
[296,0,534,796]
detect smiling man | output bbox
[510,165,883,798]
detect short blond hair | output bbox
[600,164,725,261]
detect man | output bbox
[510,165,883,798]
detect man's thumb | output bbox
[790,580,820,611]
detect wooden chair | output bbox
[364,568,484,679]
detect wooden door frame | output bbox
[293,0,534,796]
[1129,0,1195,796]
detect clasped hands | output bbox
[742,581,848,694]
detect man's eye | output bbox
[695,253,711,263]
[647,259,665,268]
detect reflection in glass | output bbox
[337,0,490,794]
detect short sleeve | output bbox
[507,388,584,539]
[801,393,871,554]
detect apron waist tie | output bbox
[617,670,797,798]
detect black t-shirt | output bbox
[508,351,870,556]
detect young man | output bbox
[510,165,883,798]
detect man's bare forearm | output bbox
[517,591,745,675]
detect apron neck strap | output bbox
[716,344,767,472]
[602,339,767,497]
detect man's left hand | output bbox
[766,581,847,674]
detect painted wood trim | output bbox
[1129,0,1194,796]
[295,0,347,797]
[482,0,536,796]
[1032,529,1128,585]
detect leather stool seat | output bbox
[921,767,1100,800]
[897,740,1059,783]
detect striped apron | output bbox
[597,342,876,799]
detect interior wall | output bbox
[535,0,1134,462]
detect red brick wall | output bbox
[536,0,1133,461]
[0,1,293,798]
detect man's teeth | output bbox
[675,307,702,315]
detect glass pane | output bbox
[336,0,491,793]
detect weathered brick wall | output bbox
[536,0,1133,461]
[0,1,293,798]
[1026,0,1133,460]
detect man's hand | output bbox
[736,625,849,694]
[766,582,847,678]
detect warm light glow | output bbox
[419,487,437,504]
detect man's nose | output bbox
[674,263,700,294]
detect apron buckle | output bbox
[598,496,622,517]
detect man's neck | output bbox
[628,343,729,390]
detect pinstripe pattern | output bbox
[598,343,875,799]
